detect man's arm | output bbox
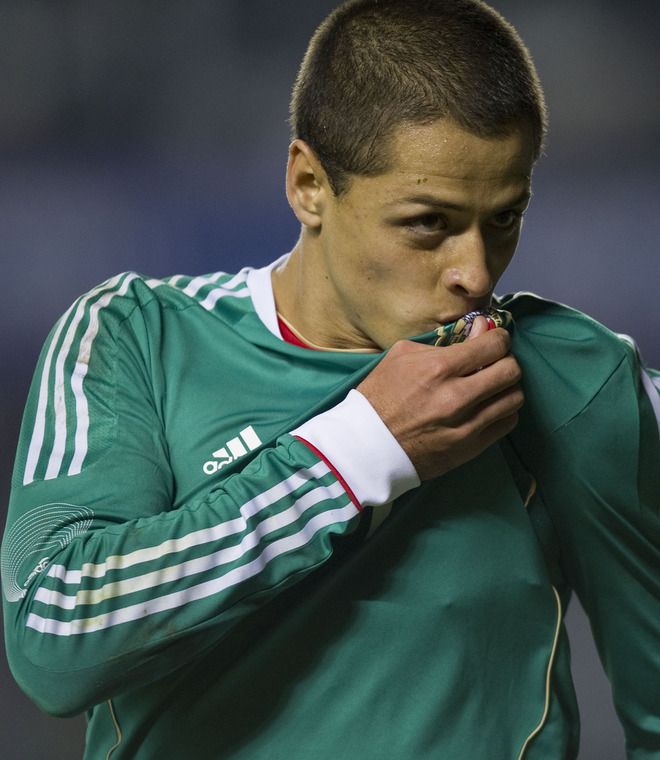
[532,338,660,756]
[0,278,415,717]
[2,278,521,718]
[581,344,660,757]
[3,432,373,716]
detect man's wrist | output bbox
[291,389,420,507]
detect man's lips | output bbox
[433,307,513,346]
[437,307,492,326]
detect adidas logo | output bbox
[203,426,262,475]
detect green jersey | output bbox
[3,260,659,759]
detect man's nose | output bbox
[441,228,493,299]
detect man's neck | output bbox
[271,239,380,352]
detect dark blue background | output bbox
[1,2,658,757]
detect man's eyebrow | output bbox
[388,190,532,211]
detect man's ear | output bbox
[286,139,331,229]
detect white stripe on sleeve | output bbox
[24,275,125,485]
[23,302,77,486]
[34,480,345,610]
[67,274,140,476]
[640,368,660,436]
[45,275,127,480]
[45,460,331,586]
[27,502,357,636]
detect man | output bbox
[2,1,659,758]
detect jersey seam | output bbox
[105,698,123,759]
[551,354,628,434]
[517,586,563,759]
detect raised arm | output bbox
[1,275,416,717]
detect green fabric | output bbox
[2,273,658,759]
[502,294,660,756]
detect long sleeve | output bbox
[1,273,417,718]
[528,336,660,757]
[575,343,660,759]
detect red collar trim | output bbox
[277,316,318,350]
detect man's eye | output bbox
[407,214,447,234]
[491,210,523,229]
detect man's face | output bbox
[315,119,535,349]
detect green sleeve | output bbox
[1,274,360,717]
[542,342,660,757]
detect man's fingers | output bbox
[386,329,511,378]
[359,328,523,482]
[454,388,523,450]
[437,372,523,430]
[467,315,489,340]
[476,411,521,450]
[366,331,520,423]
[428,353,521,426]
[386,339,438,358]
[460,354,522,405]
[475,384,525,430]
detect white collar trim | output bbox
[246,254,289,338]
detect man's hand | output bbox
[357,319,523,481]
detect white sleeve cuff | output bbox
[290,389,420,507]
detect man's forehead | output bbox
[384,188,533,212]
[386,119,536,180]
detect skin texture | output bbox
[272,119,533,480]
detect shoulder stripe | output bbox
[22,269,254,486]
[46,274,132,479]
[618,333,660,435]
[145,278,166,289]
[618,334,660,436]
[199,286,251,312]
[67,274,140,477]
[166,269,252,311]
[23,301,78,486]
[23,274,169,485]
[640,367,660,436]
[24,274,128,485]
[181,272,226,297]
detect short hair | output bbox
[290,0,547,195]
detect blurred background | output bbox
[0,1,658,757]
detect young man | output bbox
[3,1,659,758]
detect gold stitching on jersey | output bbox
[517,586,562,759]
[276,312,380,353]
[523,477,537,509]
[105,699,123,760]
